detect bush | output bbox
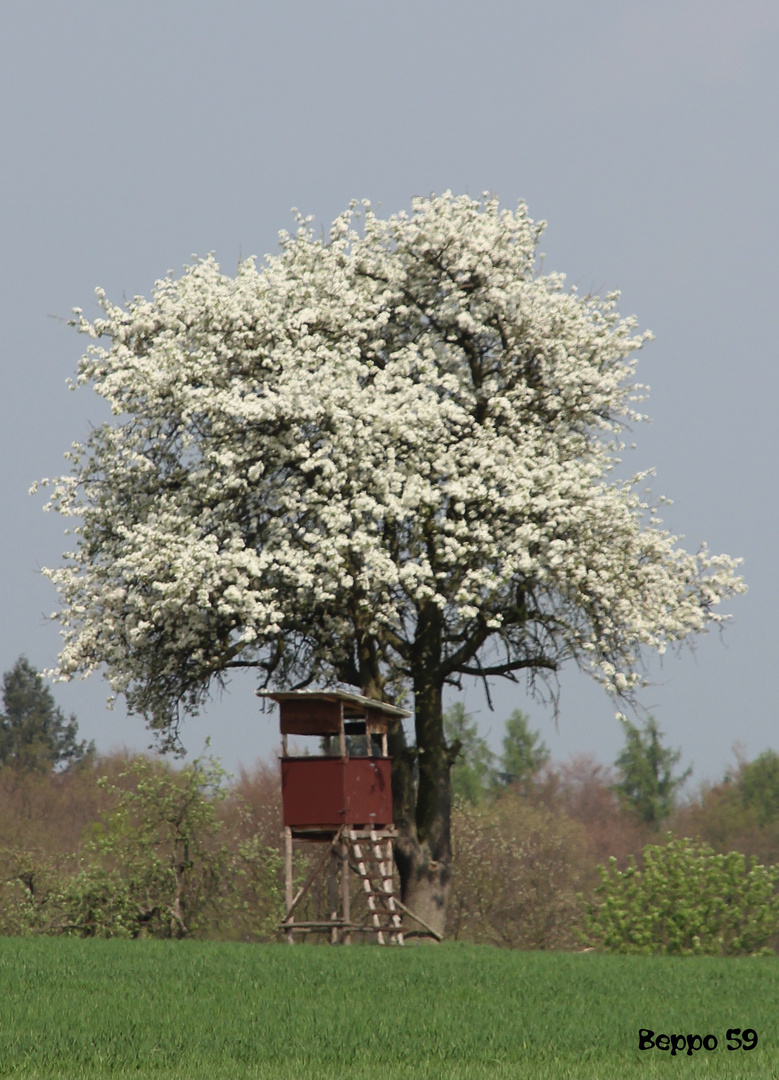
[0,847,66,935]
[582,836,779,955]
[448,793,590,949]
[0,754,285,940]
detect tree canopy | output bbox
[499,709,550,787]
[736,750,779,827]
[0,657,93,772]
[38,192,745,932]
[445,704,550,804]
[614,716,691,827]
[40,193,743,728]
[444,703,496,805]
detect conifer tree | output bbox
[614,716,690,827]
[499,709,550,788]
[444,704,496,805]
[0,657,93,771]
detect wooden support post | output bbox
[341,838,351,945]
[392,897,444,941]
[329,850,339,945]
[284,825,294,945]
[338,700,347,758]
[280,827,344,930]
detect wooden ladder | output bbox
[348,829,404,945]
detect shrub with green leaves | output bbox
[0,754,284,940]
[582,836,779,955]
[83,754,232,938]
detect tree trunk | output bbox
[387,604,452,940]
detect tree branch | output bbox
[456,657,558,678]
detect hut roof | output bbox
[256,688,410,721]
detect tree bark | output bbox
[387,603,452,940]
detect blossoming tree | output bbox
[38,193,744,935]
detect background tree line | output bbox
[2,656,779,952]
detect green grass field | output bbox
[0,940,777,1079]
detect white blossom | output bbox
[39,192,745,743]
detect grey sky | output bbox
[1,1,775,787]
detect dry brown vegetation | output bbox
[2,746,779,947]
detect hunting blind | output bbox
[259,689,432,945]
